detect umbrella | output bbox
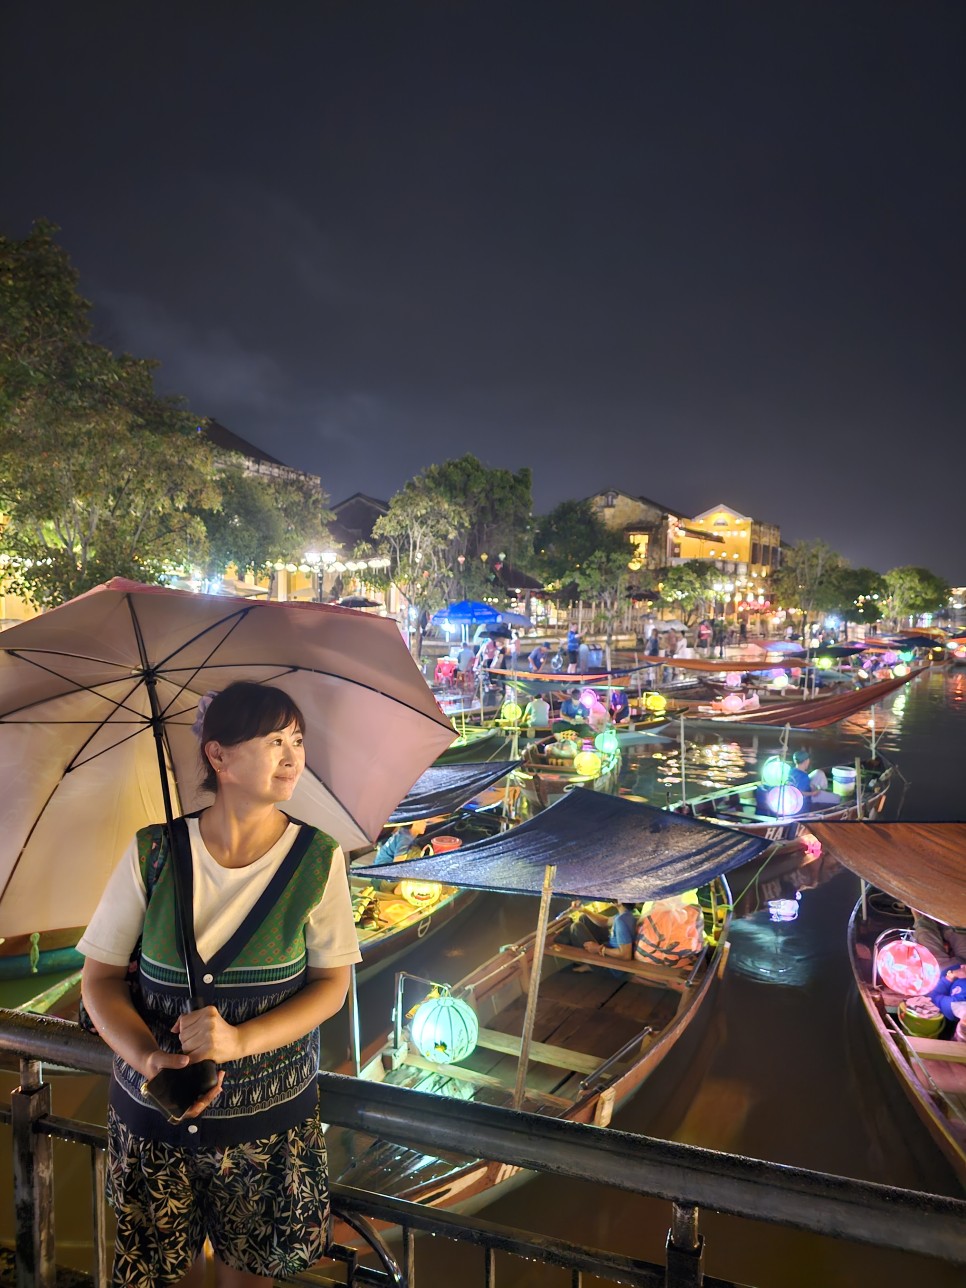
[485,624,514,639]
[337,596,381,609]
[495,611,533,629]
[430,600,501,627]
[0,578,455,937]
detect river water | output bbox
[2,665,964,1285]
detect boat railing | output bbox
[3,1008,966,1287]
[577,1025,654,1094]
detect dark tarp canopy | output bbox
[807,822,966,927]
[356,788,772,904]
[387,762,518,824]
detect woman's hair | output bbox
[199,681,306,793]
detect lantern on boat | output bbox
[645,692,668,712]
[551,738,577,760]
[817,656,833,670]
[580,688,598,709]
[500,701,522,723]
[894,663,909,677]
[761,756,791,788]
[595,728,620,755]
[398,879,444,908]
[770,670,788,690]
[799,829,823,860]
[725,671,742,688]
[409,993,479,1064]
[875,935,941,996]
[882,651,899,667]
[573,750,603,777]
[721,693,744,713]
[764,784,803,816]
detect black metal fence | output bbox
[2,1008,964,1287]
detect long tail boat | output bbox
[808,822,966,1187]
[326,792,771,1224]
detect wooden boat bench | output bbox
[904,1036,966,1066]
[545,942,694,992]
[474,1025,601,1075]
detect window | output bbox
[605,492,617,508]
[751,542,760,565]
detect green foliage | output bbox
[656,560,719,624]
[533,500,625,586]
[883,566,950,626]
[194,460,330,577]
[771,540,845,629]
[824,567,887,629]
[0,222,219,606]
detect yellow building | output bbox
[677,504,780,580]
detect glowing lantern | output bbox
[900,650,915,663]
[721,693,744,713]
[770,671,788,690]
[761,756,791,787]
[580,688,598,709]
[645,692,668,712]
[500,701,522,723]
[409,994,479,1064]
[573,750,603,776]
[817,657,833,670]
[857,668,870,679]
[399,879,444,907]
[799,829,823,860]
[725,671,742,688]
[764,784,803,816]
[876,937,941,996]
[894,663,909,677]
[768,897,801,922]
[882,650,899,666]
[877,667,893,679]
[595,729,620,755]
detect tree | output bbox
[194,460,331,581]
[883,566,950,628]
[0,222,219,606]
[656,560,719,626]
[823,567,887,637]
[532,500,625,588]
[372,477,466,658]
[771,540,845,635]
[421,456,532,601]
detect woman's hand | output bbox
[172,1006,244,1063]
[179,1069,226,1120]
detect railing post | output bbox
[11,1058,55,1288]
[665,1202,704,1288]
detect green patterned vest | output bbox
[109,819,336,1147]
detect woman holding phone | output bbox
[80,681,360,1288]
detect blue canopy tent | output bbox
[387,761,519,824]
[355,788,772,904]
[431,600,501,627]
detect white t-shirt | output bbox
[77,816,362,970]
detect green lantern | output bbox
[761,756,790,788]
[594,729,620,755]
[409,994,479,1065]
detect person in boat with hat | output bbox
[788,749,840,807]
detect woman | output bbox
[80,681,361,1288]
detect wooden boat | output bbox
[0,926,84,980]
[509,736,621,814]
[678,667,924,729]
[434,725,508,763]
[329,792,769,1222]
[848,894,966,1186]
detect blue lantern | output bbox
[409,994,479,1065]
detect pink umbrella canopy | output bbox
[0,579,455,936]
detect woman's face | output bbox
[207,721,305,803]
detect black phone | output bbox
[141,1060,219,1124]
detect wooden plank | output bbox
[399,1050,572,1107]
[475,1025,600,1075]
[547,942,689,991]
[907,1036,966,1065]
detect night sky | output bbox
[3,3,964,579]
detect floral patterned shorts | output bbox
[107,1107,329,1286]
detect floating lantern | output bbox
[877,667,893,679]
[770,671,788,690]
[399,878,444,907]
[876,937,941,996]
[899,650,915,663]
[764,784,803,816]
[645,692,668,712]
[817,657,833,670]
[893,663,909,677]
[573,750,603,776]
[594,729,620,755]
[500,701,522,723]
[882,650,899,667]
[410,994,479,1064]
[725,671,742,688]
[721,693,744,713]
[761,756,791,788]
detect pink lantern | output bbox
[882,650,899,667]
[876,937,941,996]
[799,829,823,860]
[721,693,745,713]
[725,671,742,688]
[764,784,803,816]
[580,688,598,709]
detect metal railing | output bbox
[2,1008,965,1288]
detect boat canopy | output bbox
[808,822,966,926]
[387,761,518,824]
[356,788,772,903]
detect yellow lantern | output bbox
[398,879,443,908]
[644,692,668,712]
[573,750,603,776]
[500,701,523,723]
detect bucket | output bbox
[898,997,945,1038]
[430,835,462,854]
[831,765,857,794]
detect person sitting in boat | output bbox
[373,817,431,865]
[929,960,966,1037]
[609,690,630,724]
[560,688,586,720]
[788,750,840,807]
[913,914,966,971]
[567,901,637,976]
[523,695,552,729]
